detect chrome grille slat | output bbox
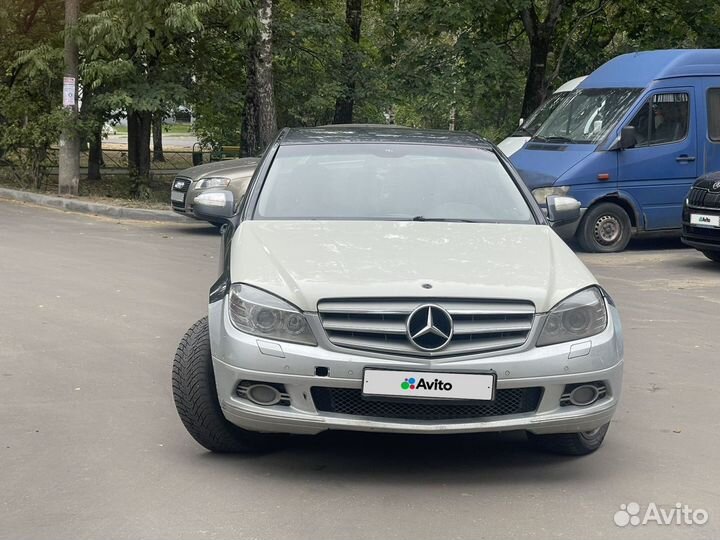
[321,318,407,334]
[453,320,533,335]
[318,298,535,357]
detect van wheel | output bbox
[577,202,632,253]
[172,317,280,453]
[527,423,610,456]
[703,251,720,263]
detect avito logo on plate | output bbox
[401,377,453,391]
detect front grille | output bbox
[688,186,720,209]
[311,387,542,420]
[171,176,192,209]
[173,176,192,192]
[683,224,720,246]
[317,298,535,357]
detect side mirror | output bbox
[193,189,236,223]
[546,195,581,225]
[518,117,524,126]
[619,125,637,150]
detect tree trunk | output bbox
[241,0,277,157]
[87,125,103,181]
[333,0,363,124]
[521,35,551,118]
[152,113,165,162]
[127,109,152,196]
[58,0,80,195]
[519,1,566,119]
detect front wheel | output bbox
[527,423,610,456]
[172,317,280,452]
[702,251,720,263]
[576,202,632,253]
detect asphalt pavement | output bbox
[1,199,719,540]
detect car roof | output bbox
[580,49,720,89]
[278,125,493,149]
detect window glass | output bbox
[532,88,641,144]
[255,144,534,224]
[628,93,689,146]
[707,88,720,141]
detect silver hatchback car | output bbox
[172,126,624,456]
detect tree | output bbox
[333,0,362,123]
[241,0,278,156]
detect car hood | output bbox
[497,136,529,157]
[182,157,259,180]
[510,144,595,189]
[229,221,597,313]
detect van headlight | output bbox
[537,287,607,346]
[228,284,317,346]
[532,186,570,204]
[196,176,231,189]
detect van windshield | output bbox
[513,92,569,136]
[532,88,641,144]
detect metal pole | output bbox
[58,0,80,196]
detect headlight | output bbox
[196,176,231,189]
[532,186,570,204]
[228,284,317,346]
[537,287,607,346]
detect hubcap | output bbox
[593,214,622,245]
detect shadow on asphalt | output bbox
[196,430,602,484]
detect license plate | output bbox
[691,213,720,228]
[363,369,495,401]
[171,190,185,203]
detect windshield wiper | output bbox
[411,216,479,223]
[532,135,574,144]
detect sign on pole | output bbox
[63,77,76,108]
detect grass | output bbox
[0,172,174,210]
[113,123,194,135]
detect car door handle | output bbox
[676,155,696,163]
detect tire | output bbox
[702,251,720,263]
[172,317,279,452]
[576,202,632,253]
[527,422,610,456]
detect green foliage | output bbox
[5,0,720,193]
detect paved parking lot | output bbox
[1,199,719,540]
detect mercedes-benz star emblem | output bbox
[406,304,453,351]
[713,180,720,191]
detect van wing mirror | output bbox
[193,189,236,223]
[546,195,581,225]
[619,125,638,150]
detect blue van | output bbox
[510,49,720,252]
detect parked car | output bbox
[511,49,720,252]
[170,157,259,225]
[682,171,720,262]
[171,125,624,456]
[498,76,586,157]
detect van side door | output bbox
[617,88,697,230]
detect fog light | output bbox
[568,384,600,406]
[246,384,282,406]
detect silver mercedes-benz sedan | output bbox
[172,125,624,456]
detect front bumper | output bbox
[681,206,720,252]
[208,298,624,436]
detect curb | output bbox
[0,187,192,223]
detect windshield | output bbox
[533,88,641,144]
[254,143,535,224]
[513,92,568,136]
